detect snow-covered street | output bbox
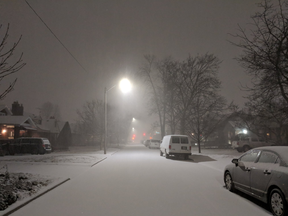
[2,144,273,216]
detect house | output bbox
[207,111,285,147]
[36,116,71,150]
[0,115,39,139]
[0,101,71,150]
[199,113,247,147]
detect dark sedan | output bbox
[224,146,288,216]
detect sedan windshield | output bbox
[239,150,260,162]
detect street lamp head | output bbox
[119,78,132,93]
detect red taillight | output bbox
[189,146,191,150]
[169,145,171,149]
[237,142,239,146]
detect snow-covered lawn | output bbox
[0,171,60,211]
[0,147,121,165]
[0,147,121,215]
[1,154,105,164]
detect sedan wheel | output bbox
[224,172,235,192]
[270,189,287,216]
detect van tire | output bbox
[243,145,250,152]
[165,151,169,159]
[236,148,243,152]
[160,150,163,156]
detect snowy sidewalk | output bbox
[0,146,123,216]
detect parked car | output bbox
[144,140,150,147]
[8,137,52,155]
[146,139,161,149]
[232,136,273,152]
[160,135,191,160]
[224,146,288,216]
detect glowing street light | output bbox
[119,78,132,93]
[104,78,132,154]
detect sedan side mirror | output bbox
[232,158,239,167]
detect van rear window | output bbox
[171,137,180,143]
[171,136,188,144]
[181,137,189,144]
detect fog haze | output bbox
[0,0,260,123]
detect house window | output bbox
[8,130,14,139]
[19,130,27,137]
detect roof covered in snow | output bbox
[0,104,13,116]
[37,118,67,133]
[0,116,37,128]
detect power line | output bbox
[25,0,89,73]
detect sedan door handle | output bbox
[263,170,271,175]
[245,167,251,172]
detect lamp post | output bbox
[104,78,131,154]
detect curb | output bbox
[1,178,70,216]
[91,157,107,167]
[111,151,119,155]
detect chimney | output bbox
[12,101,24,116]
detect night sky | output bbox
[0,0,261,124]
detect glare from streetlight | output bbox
[119,78,132,93]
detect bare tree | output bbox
[39,102,61,120]
[138,54,227,152]
[238,95,288,145]
[231,0,288,104]
[76,100,132,148]
[231,0,288,145]
[75,100,104,146]
[174,54,223,135]
[187,93,227,153]
[176,54,226,153]
[138,55,167,139]
[0,24,26,99]
[156,57,180,134]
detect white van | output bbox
[160,135,191,160]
